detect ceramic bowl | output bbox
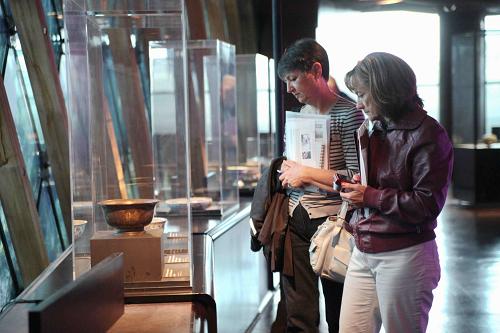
[164,197,212,213]
[144,217,167,232]
[73,219,88,240]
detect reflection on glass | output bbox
[59,53,68,102]
[41,0,64,68]
[101,43,140,200]
[189,40,239,216]
[235,54,272,192]
[149,46,189,202]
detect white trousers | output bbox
[339,240,440,333]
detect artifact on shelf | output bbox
[73,219,88,240]
[482,133,498,147]
[98,199,160,232]
[144,217,167,232]
[164,196,213,213]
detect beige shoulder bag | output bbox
[309,201,354,283]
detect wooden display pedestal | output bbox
[91,229,164,282]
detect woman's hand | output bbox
[339,182,366,208]
[279,160,308,188]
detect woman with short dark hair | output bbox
[276,38,364,333]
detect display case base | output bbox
[91,229,165,282]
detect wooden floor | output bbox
[248,197,500,333]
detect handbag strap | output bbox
[337,201,349,223]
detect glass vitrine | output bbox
[235,54,272,193]
[156,39,239,217]
[64,0,192,292]
[191,40,238,217]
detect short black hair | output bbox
[277,38,329,81]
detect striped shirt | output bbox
[288,93,365,219]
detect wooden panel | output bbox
[205,0,229,41]
[236,0,258,53]
[9,0,71,241]
[223,0,242,50]
[29,253,124,333]
[186,0,209,39]
[0,77,49,287]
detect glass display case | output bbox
[64,0,193,293]
[235,54,273,193]
[189,39,238,217]
[156,39,239,217]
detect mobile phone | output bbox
[333,174,355,192]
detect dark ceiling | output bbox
[328,0,500,15]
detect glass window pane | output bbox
[0,4,9,73]
[0,204,18,308]
[3,49,41,196]
[486,83,500,134]
[37,186,63,261]
[418,85,440,122]
[0,240,16,309]
[317,8,440,121]
[485,16,500,137]
[3,47,65,261]
[485,15,500,30]
[485,31,500,82]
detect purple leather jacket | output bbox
[350,108,453,253]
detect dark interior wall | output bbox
[254,0,319,111]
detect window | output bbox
[484,15,500,137]
[0,204,19,310]
[0,2,9,74]
[317,6,440,121]
[3,35,65,263]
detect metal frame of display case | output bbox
[64,0,194,294]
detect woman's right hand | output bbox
[339,182,366,208]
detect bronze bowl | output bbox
[97,199,160,232]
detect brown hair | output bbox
[345,52,423,121]
[278,38,329,81]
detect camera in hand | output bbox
[333,174,355,192]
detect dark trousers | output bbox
[281,204,344,332]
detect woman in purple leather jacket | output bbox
[338,52,453,333]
